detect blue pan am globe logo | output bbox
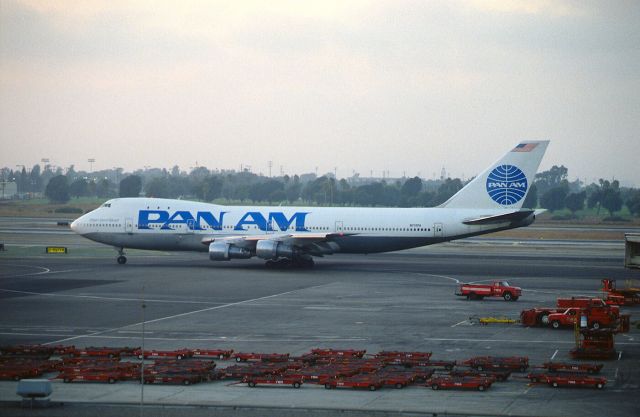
[485,165,528,206]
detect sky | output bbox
[1,0,639,186]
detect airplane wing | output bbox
[462,210,535,225]
[201,232,353,255]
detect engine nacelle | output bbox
[255,240,297,260]
[209,241,252,261]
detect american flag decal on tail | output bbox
[512,143,538,152]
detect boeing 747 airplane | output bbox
[71,141,549,267]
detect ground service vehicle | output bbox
[556,298,609,309]
[602,279,640,306]
[455,281,521,301]
[547,307,619,330]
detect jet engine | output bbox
[255,240,298,260]
[209,241,252,261]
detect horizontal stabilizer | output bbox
[463,210,535,225]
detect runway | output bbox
[0,222,639,417]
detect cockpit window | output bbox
[102,203,111,207]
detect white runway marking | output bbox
[451,320,469,327]
[423,337,640,345]
[43,283,330,345]
[0,288,225,305]
[0,264,50,278]
[550,349,558,360]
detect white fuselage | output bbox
[71,197,532,255]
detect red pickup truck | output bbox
[455,281,521,301]
[547,307,618,330]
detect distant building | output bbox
[0,182,18,199]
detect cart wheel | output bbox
[236,357,242,362]
[431,384,439,390]
[596,383,604,389]
[108,353,114,359]
[181,379,190,385]
[395,383,404,389]
[369,385,377,391]
[13,375,20,381]
[108,378,116,384]
[520,366,527,372]
[477,366,484,371]
[248,381,256,387]
[591,322,601,330]
[324,383,332,389]
[293,382,301,388]
[551,320,560,329]
[540,314,550,325]
[552,382,559,388]
[503,292,513,301]
[138,354,143,360]
[177,354,183,360]
[219,354,225,360]
[478,385,486,391]
[63,378,70,383]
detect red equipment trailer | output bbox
[462,356,529,372]
[542,362,603,374]
[0,368,40,381]
[375,351,432,361]
[243,375,303,388]
[143,373,201,385]
[192,349,234,360]
[543,374,607,389]
[448,368,511,382]
[72,346,136,359]
[232,352,289,362]
[323,375,383,391]
[403,359,456,370]
[135,348,193,360]
[374,372,415,388]
[60,371,120,384]
[455,280,521,301]
[310,348,366,358]
[427,376,492,391]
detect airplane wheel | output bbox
[117,256,127,265]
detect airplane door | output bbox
[266,217,275,234]
[433,223,443,237]
[335,221,344,233]
[125,218,133,234]
[186,219,195,234]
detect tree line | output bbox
[2,163,639,217]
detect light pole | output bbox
[88,158,95,173]
[140,286,146,417]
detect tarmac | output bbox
[0,218,639,417]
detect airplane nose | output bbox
[70,219,78,233]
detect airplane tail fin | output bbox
[440,140,549,209]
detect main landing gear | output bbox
[116,247,127,265]
[265,257,315,269]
